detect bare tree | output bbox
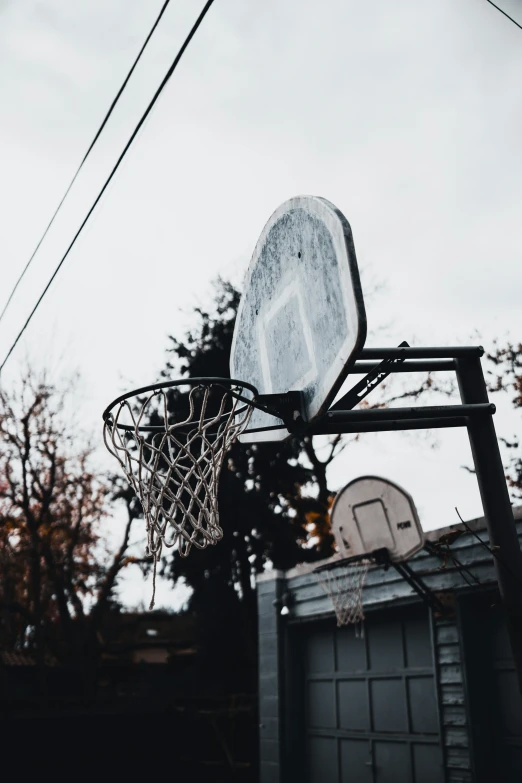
[0,369,140,695]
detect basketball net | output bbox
[315,558,371,633]
[103,382,254,609]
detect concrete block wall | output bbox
[257,571,285,783]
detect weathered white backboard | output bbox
[230,196,366,442]
[330,476,425,563]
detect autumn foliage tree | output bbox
[0,370,139,675]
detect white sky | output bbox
[0,0,521,608]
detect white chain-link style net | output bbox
[316,559,371,631]
[103,382,254,608]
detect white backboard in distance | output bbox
[330,476,425,563]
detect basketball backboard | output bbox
[330,476,425,563]
[230,196,366,442]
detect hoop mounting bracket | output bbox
[373,548,447,614]
[255,391,307,434]
[330,341,409,412]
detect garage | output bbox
[257,512,522,783]
[301,605,444,783]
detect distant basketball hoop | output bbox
[313,477,426,630]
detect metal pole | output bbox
[350,359,456,374]
[311,416,468,435]
[325,403,494,421]
[360,346,483,360]
[456,356,522,693]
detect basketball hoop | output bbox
[102,378,257,608]
[313,476,428,631]
[314,555,373,633]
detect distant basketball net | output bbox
[315,557,371,632]
[103,379,256,608]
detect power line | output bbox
[0,0,217,374]
[485,0,522,31]
[0,0,172,329]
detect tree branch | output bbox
[325,434,343,466]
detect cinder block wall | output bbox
[257,571,285,783]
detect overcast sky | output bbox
[0,0,521,608]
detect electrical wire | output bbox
[485,0,522,31]
[0,0,217,374]
[0,0,172,329]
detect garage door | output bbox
[304,605,444,783]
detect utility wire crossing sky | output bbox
[0,0,217,374]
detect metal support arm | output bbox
[391,561,447,614]
[311,403,494,435]
[359,345,484,360]
[324,403,494,423]
[351,359,456,374]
